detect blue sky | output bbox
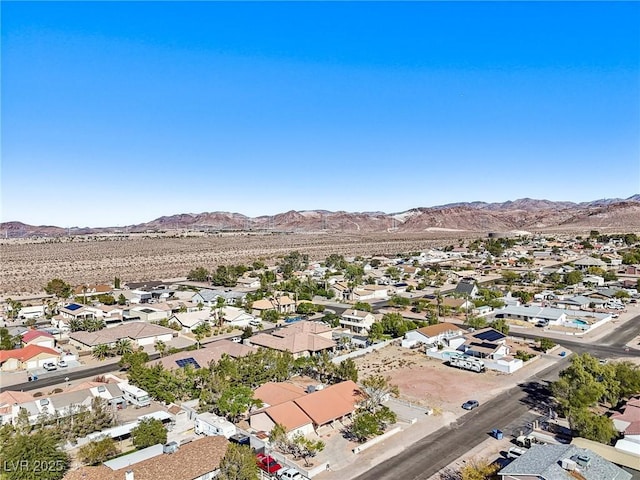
[2,1,639,227]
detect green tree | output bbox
[261,309,279,323]
[291,433,325,467]
[269,423,290,454]
[77,437,119,465]
[512,290,533,304]
[97,294,116,305]
[334,358,359,383]
[117,293,127,305]
[241,326,254,340]
[217,443,259,480]
[114,338,134,356]
[131,418,167,449]
[565,270,584,285]
[119,350,149,370]
[568,408,617,444]
[537,338,556,353]
[154,339,167,357]
[367,322,385,342]
[380,312,409,337]
[0,430,70,480]
[465,316,487,330]
[361,375,399,412]
[4,298,23,320]
[296,302,318,315]
[217,385,262,423]
[352,302,372,313]
[322,312,340,328]
[0,328,19,350]
[92,344,112,361]
[44,279,72,299]
[113,276,121,289]
[490,318,510,335]
[501,270,519,285]
[551,354,609,412]
[350,406,397,442]
[389,295,411,307]
[351,410,383,441]
[460,457,499,480]
[187,266,210,282]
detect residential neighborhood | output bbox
[1,232,639,480]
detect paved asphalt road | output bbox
[512,314,639,358]
[1,353,160,393]
[352,316,639,480]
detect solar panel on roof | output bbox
[175,357,201,369]
[475,330,504,342]
[65,303,83,311]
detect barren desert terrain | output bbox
[0,231,468,295]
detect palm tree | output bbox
[92,344,112,361]
[154,340,167,357]
[114,339,133,356]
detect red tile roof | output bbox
[254,382,306,406]
[264,401,313,431]
[293,380,362,426]
[0,344,58,363]
[22,330,54,343]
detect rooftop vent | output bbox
[163,441,179,454]
[561,458,577,471]
[573,454,591,467]
[97,386,106,393]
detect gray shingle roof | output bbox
[498,444,632,480]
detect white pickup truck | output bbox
[276,468,306,480]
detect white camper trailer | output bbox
[194,412,236,438]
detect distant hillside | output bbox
[3,195,639,237]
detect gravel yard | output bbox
[354,344,541,413]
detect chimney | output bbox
[125,470,134,480]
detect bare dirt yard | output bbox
[0,231,463,295]
[354,344,540,413]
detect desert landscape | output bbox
[0,231,465,295]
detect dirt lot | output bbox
[354,344,539,412]
[0,231,462,295]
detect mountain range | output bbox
[3,195,640,238]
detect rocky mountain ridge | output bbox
[3,196,639,237]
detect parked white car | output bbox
[43,362,57,371]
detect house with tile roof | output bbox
[254,382,307,407]
[63,435,228,480]
[611,395,640,456]
[167,311,210,332]
[149,339,256,370]
[69,322,175,351]
[250,380,363,436]
[246,322,335,358]
[21,329,55,349]
[0,344,60,371]
[497,444,632,480]
[250,295,296,316]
